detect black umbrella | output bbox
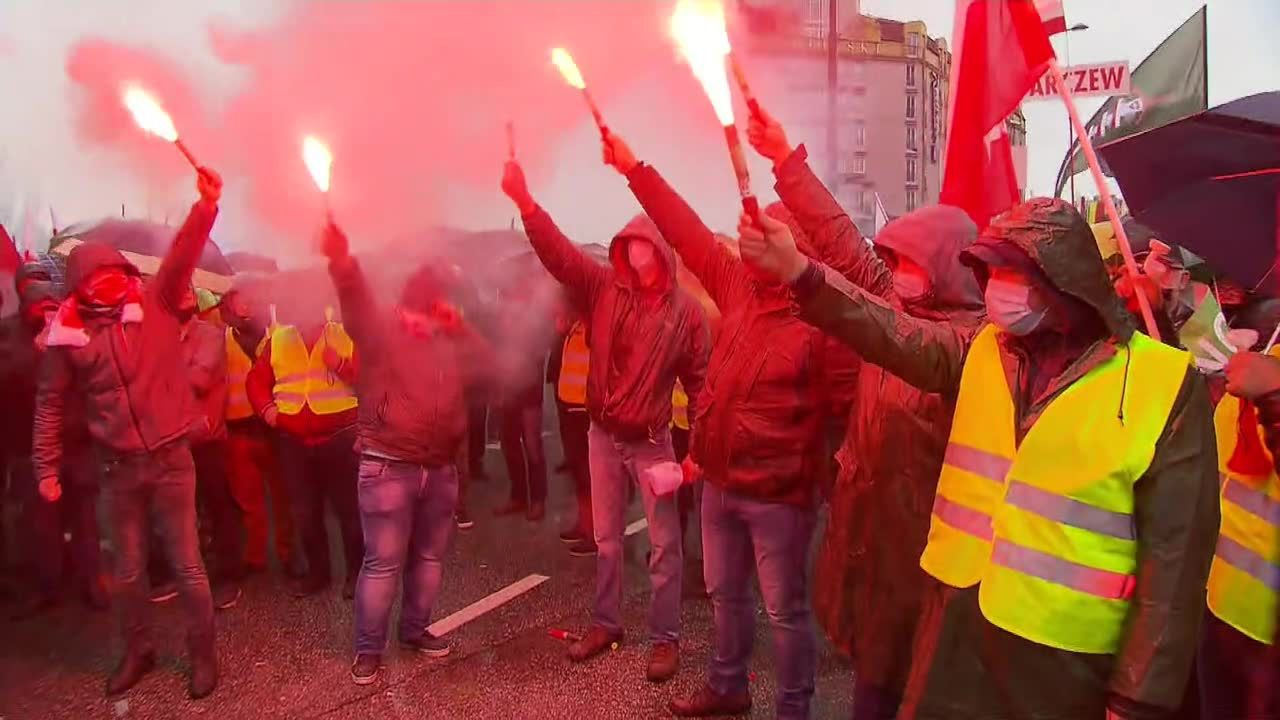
[1099,92,1280,294]
[53,218,235,276]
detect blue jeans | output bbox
[353,457,459,655]
[588,423,683,643]
[102,442,214,655]
[703,482,817,720]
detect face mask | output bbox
[80,270,131,307]
[1143,254,1189,292]
[892,268,931,302]
[985,276,1049,336]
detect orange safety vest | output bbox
[558,321,589,406]
[224,328,265,421]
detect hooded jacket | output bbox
[791,197,1219,720]
[33,200,218,481]
[327,256,492,467]
[624,162,831,505]
[521,206,709,442]
[773,146,988,689]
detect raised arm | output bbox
[502,161,608,304]
[156,168,221,313]
[738,210,969,395]
[748,109,891,296]
[323,221,384,359]
[602,132,749,309]
[1107,370,1218,717]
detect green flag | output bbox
[1055,6,1207,196]
[1179,290,1235,372]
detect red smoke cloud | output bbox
[62,1,730,256]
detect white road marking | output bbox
[427,574,550,637]
[624,518,648,536]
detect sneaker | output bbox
[213,585,242,611]
[350,653,381,685]
[568,539,598,557]
[669,684,752,717]
[456,509,475,530]
[400,631,451,658]
[568,625,623,663]
[558,526,583,544]
[148,583,178,604]
[646,641,680,683]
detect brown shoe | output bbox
[668,684,752,717]
[567,625,622,663]
[646,641,679,683]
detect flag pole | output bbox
[1047,58,1160,340]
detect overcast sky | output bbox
[0,0,1275,258]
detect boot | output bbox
[669,684,752,717]
[188,635,218,700]
[105,650,156,696]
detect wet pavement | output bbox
[0,443,853,719]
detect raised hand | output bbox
[602,131,639,175]
[745,105,793,168]
[737,208,807,283]
[502,161,536,215]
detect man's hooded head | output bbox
[609,214,676,293]
[961,198,1134,341]
[19,280,59,334]
[874,205,983,315]
[64,240,140,308]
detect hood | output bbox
[609,213,676,293]
[963,198,1136,342]
[64,240,139,293]
[19,280,60,311]
[14,261,52,291]
[874,205,983,312]
[399,263,447,313]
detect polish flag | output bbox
[1036,0,1068,36]
[0,224,19,274]
[941,0,1055,228]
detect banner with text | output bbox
[1026,61,1131,100]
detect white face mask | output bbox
[892,269,931,302]
[985,275,1049,336]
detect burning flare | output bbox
[670,0,734,126]
[302,136,333,193]
[550,47,586,90]
[122,85,178,142]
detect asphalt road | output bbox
[0,441,853,720]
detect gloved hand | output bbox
[262,405,280,428]
[1226,351,1280,400]
[321,220,349,261]
[602,131,639,175]
[501,161,537,215]
[39,476,62,502]
[196,167,223,204]
[681,456,702,486]
[746,105,793,169]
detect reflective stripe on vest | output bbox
[269,323,358,415]
[558,323,590,406]
[1208,394,1280,645]
[928,325,1189,655]
[225,328,256,420]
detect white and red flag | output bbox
[941,0,1056,228]
[1036,0,1068,36]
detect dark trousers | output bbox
[193,439,244,580]
[1199,612,1280,719]
[500,390,547,506]
[102,442,214,655]
[279,428,363,584]
[558,405,592,536]
[467,397,489,476]
[18,453,101,599]
[852,679,903,720]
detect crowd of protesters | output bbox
[1,106,1279,720]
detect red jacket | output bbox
[246,328,359,444]
[626,163,832,506]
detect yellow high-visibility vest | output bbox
[558,321,589,406]
[269,311,357,416]
[1208,394,1280,645]
[672,380,690,431]
[923,324,1189,654]
[224,328,266,421]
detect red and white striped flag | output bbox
[941,0,1055,228]
[1036,0,1068,36]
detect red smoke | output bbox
[62,1,729,256]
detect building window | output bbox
[854,155,866,175]
[906,190,917,212]
[906,33,922,57]
[855,121,866,148]
[906,63,917,88]
[855,189,866,214]
[906,94,917,119]
[906,124,918,150]
[907,157,918,183]
[930,145,939,164]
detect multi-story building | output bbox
[740,1,1027,236]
